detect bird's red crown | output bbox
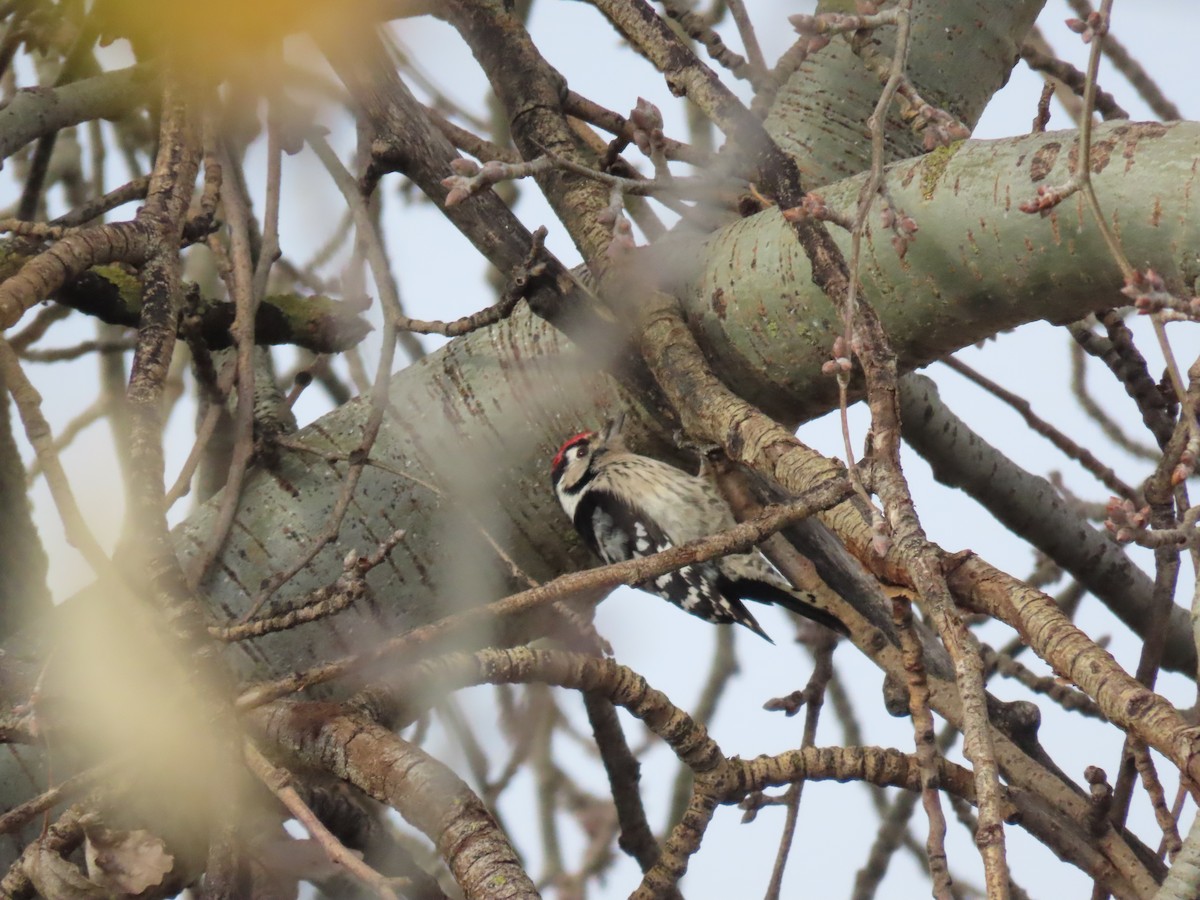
[552,430,594,475]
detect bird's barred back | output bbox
[551,419,846,640]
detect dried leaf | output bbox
[84,826,174,895]
[24,843,108,900]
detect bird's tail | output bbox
[731,578,850,636]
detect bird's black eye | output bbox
[572,444,587,458]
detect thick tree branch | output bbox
[254,701,539,900]
[0,66,152,162]
[899,373,1195,675]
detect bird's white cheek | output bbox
[556,485,581,519]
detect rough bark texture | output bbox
[766,1,1042,185]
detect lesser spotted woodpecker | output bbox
[550,416,846,641]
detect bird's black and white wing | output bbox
[572,487,772,640]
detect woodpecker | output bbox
[550,416,847,641]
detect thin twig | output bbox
[584,691,674,891]
[211,530,405,642]
[942,355,1140,503]
[16,338,134,362]
[563,91,713,169]
[163,365,236,508]
[395,227,548,338]
[1068,330,1161,460]
[665,626,736,828]
[981,644,1105,719]
[0,765,112,838]
[763,635,835,899]
[25,398,110,483]
[659,0,762,84]
[1131,741,1182,860]
[1063,0,1181,121]
[7,304,72,353]
[893,596,952,897]
[183,143,265,590]
[243,741,403,900]
[0,337,111,573]
[725,0,765,76]
[251,109,284,302]
[1019,41,1128,121]
[442,150,743,208]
